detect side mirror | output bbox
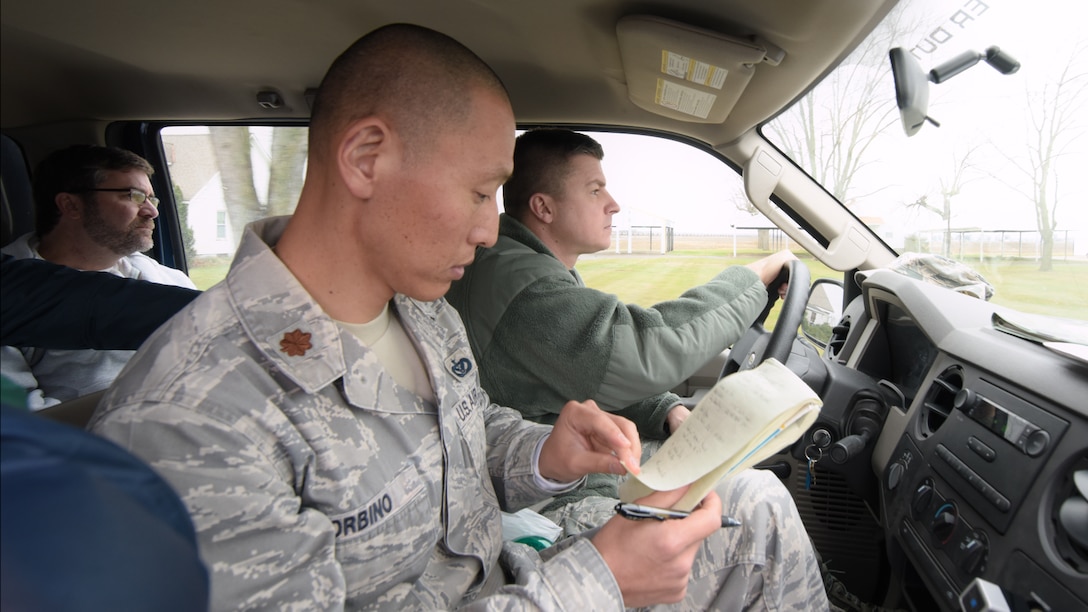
[801,279,844,348]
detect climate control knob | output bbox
[959,533,988,575]
[911,480,934,521]
[887,462,905,491]
[931,503,958,547]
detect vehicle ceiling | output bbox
[2,0,895,148]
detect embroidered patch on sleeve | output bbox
[445,347,475,378]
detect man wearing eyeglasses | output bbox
[1,144,195,410]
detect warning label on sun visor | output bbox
[654,78,716,119]
[661,50,728,90]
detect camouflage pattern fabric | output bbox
[90,217,621,610]
[542,469,830,611]
[91,216,828,611]
[856,252,994,300]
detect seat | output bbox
[0,133,35,248]
[1,398,209,611]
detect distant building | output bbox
[611,206,674,253]
[162,127,249,255]
[163,128,239,257]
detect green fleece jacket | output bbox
[447,214,767,437]
[447,214,767,510]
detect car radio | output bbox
[880,366,1076,610]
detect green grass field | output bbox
[188,248,1087,323]
[187,260,231,290]
[576,250,1088,322]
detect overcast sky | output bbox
[558,0,1087,255]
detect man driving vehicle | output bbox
[446,128,800,530]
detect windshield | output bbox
[763,0,1086,321]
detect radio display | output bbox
[964,394,1041,452]
[966,397,1010,436]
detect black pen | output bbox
[614,502,742,528]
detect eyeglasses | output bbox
[85,188,160,208]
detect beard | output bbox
[82,203,155,255]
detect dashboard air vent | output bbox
[919,365,963,437]
[827,315,851,362]
[1052,456,1088,573]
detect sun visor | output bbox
[616,15,782,124]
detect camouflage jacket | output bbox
[90,217,623,611]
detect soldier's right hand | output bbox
[538,399,641,482]
[590,486,721,607]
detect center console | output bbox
[880,359,1084,611]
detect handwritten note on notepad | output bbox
[618,358,821,511]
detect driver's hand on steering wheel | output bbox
[746,249,797,289]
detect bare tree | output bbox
[908,145,982,257]
[266,127,308,216]
[209,126,263,249]
[1028,49,1088,270]
[764,6,915,203]
[729,183,759,216]
[994,45,1088,271]
[208,126,309,246]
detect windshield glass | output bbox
[763,0,1086,321]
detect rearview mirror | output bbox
[889,48,933,137]
[889,46,1019,137]
[801,279,844,348]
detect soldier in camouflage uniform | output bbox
[90,23,828,612]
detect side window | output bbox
[161,125,308,289]
[161,126,810,307]
[575,132,811,310]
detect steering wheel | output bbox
[721,259,811,377]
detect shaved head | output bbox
[309,23,509,165]
[276,23,514,323]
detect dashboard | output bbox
[818,269,1087,611]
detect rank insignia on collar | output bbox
[280,329,313,357]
